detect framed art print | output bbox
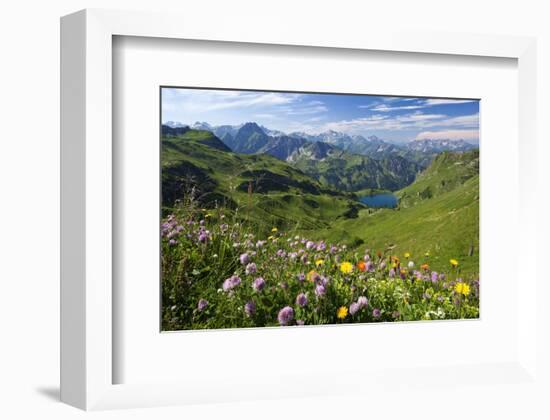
[60,9,545,413]
[159,87,480,331]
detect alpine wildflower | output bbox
[296,292,308,307]
[454,282,471,296]
[197,299,208,312]
[337,306,348,319]
[340,261,353,274]
[277,306,294,326]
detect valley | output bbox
[161,123,479,274]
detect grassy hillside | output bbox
[305,152,479,275]
[397,150,479,208]
[162,130,364,233]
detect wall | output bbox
[0,1,548,419]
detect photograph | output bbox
[160,87,480,331]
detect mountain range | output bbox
[161,121,478,192]
[164,120,477,162]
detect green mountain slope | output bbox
[162,130,364,232]
[305,151,479,275]
[397,150,479,208]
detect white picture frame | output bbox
[61,8,543,411]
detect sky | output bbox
[161,87,480,144]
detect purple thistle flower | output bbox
[379,261,387,270]
[278,306,294,326]
[316,242,326,251]
[244,301,256,317]
[389,268,396,278]
[357,296,368,308]
[197,299,208,311]
[364,254,371,262]
[315,284,326,297]
[349,302,360,315]
[329,245,338,254]
[239,253,250,265]
[372,308,381,318]
[296,293,308,307]
[438,273,446,281]
[245,262,257,275]
[276,249,287,258]
[252,277,265,292]
[431,271,439,283]
[297,273,306,282]
[222,275,241,292]
[168,239,177,246]
[366,261,374,272]
[305,241,315,250]
[198,231,208,243]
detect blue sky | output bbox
[161,87,479,144]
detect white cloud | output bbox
[162,88,300,112]
[415,129,479,141]
[359,98,476,112]
[319,112,479,135]
[253,113,278,119]
[424,99,476,106]
[363,104,425,112]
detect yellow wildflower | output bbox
[267,235,274,240]
[337,306,348,319]
[454,282,471,296]
[450,259,459,267]
[404,252,410,258]
[271,227,278,232]
[315,259,324,267]
[340,261,353,274]
[425,251,430,257]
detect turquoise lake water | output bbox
[359,193,398,208]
